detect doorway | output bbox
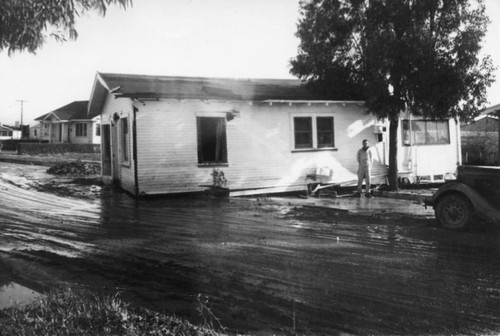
[102,124,111,176]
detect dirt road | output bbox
[1,162,500,335]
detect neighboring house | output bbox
[88,72,461,197]
[0,124,24,140]
[0,124,14,140]
[35,101,101,144]
[30,124,41,140]
[397,113,461,183]
[461,105,500,166]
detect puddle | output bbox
[0,282,42,309]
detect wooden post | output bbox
[497,111,500,166]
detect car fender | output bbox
[431,182,500,222]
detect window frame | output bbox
[402,119,450,146]
[75,123,88,137]
[292,115,336,151]
[196,116,228,166]
[95,123,101,137]
[120,117,130,165]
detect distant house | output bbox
[35,101,101,144]
[30,124,41,140]
[0,124,14,140]
[88,72,461,196]
[0,124,24,140]
[462,105,500,166]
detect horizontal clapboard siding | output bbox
[133,100,387,196]
[397,118,459,177]
[100,95,135,194]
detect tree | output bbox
[291,0,495,190]
[0,0,131,54]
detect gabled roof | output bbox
[462,114,499,132]
[35,101,93,121]
[481,103,500,116]
[0,125,13,131]
[88,72,332,116]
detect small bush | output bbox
[47,160,100,175]
[0,287,224,336]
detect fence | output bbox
[0,139,48,151]
[16,143,101,155]
[461,132,498,166]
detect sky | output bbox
[1,0,499,127]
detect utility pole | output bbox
[16,99,27,126]
[16,99,28,139]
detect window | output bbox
[197,117,227,165]
[121,118,129,163]
[294,117,313,149]
[316,117,335,148]
[95,123,101,137]
[75,123,87,137]
[402,120,450,145]
[293,116,335,150]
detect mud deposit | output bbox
[1,163,500,335]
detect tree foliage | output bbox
[0,0,131,54]
[291,0,495,188]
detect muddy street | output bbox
[1,163,500,335]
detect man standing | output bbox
[357,139,373,197]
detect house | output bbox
[0,124,15,140]
[397,112,462,183]
[35,101,101,144]
[461,104,500,165]
[30,124,41,140]
[88,72,461,196]
[0,124,25,140]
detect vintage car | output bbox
[426,165,500,230]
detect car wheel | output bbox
[435,193,475,230]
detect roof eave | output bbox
[88,72,111,117]
[481,103,500,116]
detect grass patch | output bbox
[0,287,225,336]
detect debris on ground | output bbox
[47,160,100,175]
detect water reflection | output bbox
[0,282,41,309]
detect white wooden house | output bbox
[88,72,460,196]
[0,125,15,140]
[35,101,101,145]
[396,111,461,183]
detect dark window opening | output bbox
[75,123,87,137]
[197,117,227,164]
[121,118,129,162]
[317,117,334,148]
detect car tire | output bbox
[435,193,475,230]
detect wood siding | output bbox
[100,94,135,194]
[133,100,387,196]
[100,94,461,196]
[397,118,460,179]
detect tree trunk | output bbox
[387,115,399,190]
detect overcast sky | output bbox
[1,0,499,126]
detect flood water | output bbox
[0,264,41,309]
[0,282,41,310]
[1,163,500,335]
